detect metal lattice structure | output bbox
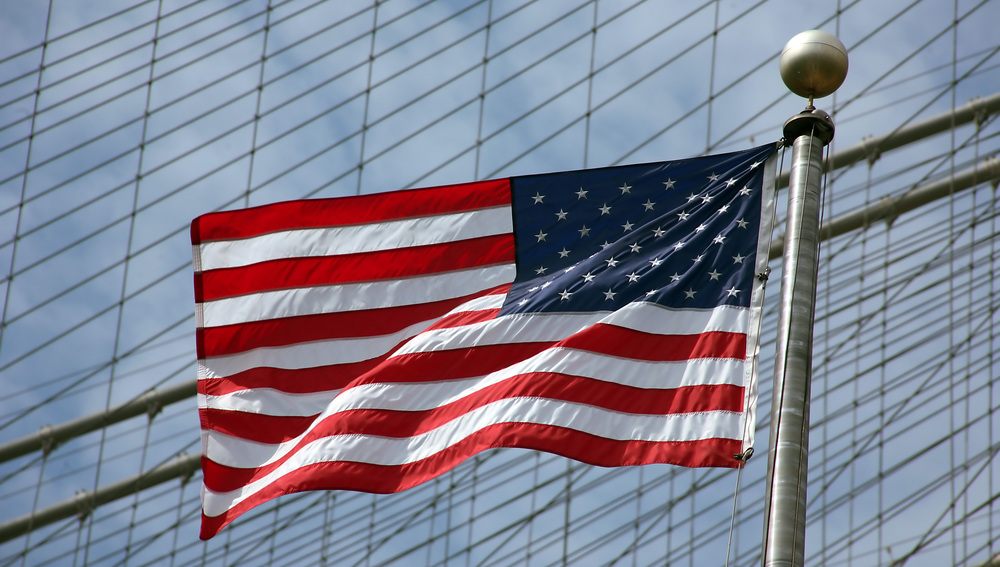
[1,0,1000,565]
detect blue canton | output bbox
[500,143,777,315]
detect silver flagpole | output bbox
[762,31,848,567]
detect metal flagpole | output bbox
[762,31,848,567]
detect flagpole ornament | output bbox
[763,30,847,567]
[779,29,849,107]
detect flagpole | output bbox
[762,31,847,567]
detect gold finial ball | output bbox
[779,30,848,100]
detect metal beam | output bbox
[769,156,1000,259]
[0,453,199,544]
[775,92,1000,189]
[0,380,197,464]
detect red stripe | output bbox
[425,308,501,331]
[347,342,554,388]
[200,424,742,539]
[202,409,319,444]
[195,235,514,302]
[191,178,511,244]
[558,325,746,361]
[200,341,551,397]
[197,285,510,358]
[199,356,387,397]
[201,375,741,447]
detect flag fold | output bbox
[192,143,778,539]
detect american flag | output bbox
[192,143,777,539]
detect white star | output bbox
[540,281,552,289]
[726,286,740,297]
[684,288,697,299]
[692,254,705,263]
[686,193,699,202]
[732,253,745,264]
[600,241,613,249]
[558,248,571,258]
[626,272,640,283]
[605,257,619,267]
[739,186,752,196]
[695,224,707,233]
[518,298,529,306]
[528,286,539,292]
[599,204,612,215]
[582,272,596,282]
[708,269,721,280]
[717,204,730,214]
[603,289,617,300]
[649,257,663,267]
[750,160,761,169]
[736,218,749,229]
[676,211,689,221]
[576,187,588,199]
[725,178,737,187]
[564,264,577,273]
[532,192,545,204]
[646,288,659,296]
[579,225,591,237]
[629,243,641,253]
[662,178,675,190]
[653,227,666,237]
[535,230,547,242]
[713,234,726,244]
[555,209,568,221]
[535,266,547,275]
[558,290,572,300]
[619,183,632,194]
[670,272,682,282]
[621,220,634,232]
[642,199,655,211]
[708,173,719,182]
[701,194,713,203]
[673,241,685,251]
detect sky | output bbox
[1,0,1000,565]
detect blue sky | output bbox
[1,0,999,564]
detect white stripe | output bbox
[446,292,506,313]
[202,350,743,421]
[202,398,741,517]
[391,311,601,356]
[201,264,516,327]
[601,302,748,335]
[197,207,512,271]
[394,302,746,356]
[198,318,437,378]
[198,389,338,417]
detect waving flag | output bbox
[192,143,778,539]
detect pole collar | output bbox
[782,107,835,147]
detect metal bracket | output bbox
[37,425,58,456]
[74,490,93,522]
